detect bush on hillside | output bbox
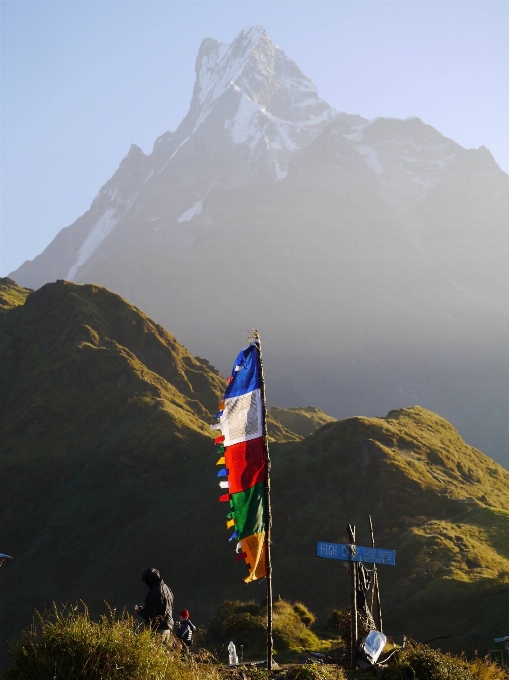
[378,642,506,680]
[4,602,220,680]
[292,602,316,628]
[273,601,321,652]
[207,600,266,650]
[321,609,349,634]
[467,655,509,680]
[282,664,346,680]
[206,599,321,659]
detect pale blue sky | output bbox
[1,0,508,276]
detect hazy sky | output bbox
[1,0,508,277]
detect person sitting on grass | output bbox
[175,609,196,647]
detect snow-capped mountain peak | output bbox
[186,25,334,137]
[9,25,509,472]
[13,24,508,315]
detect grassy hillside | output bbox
[2,281,509,668]
[0,280,227,529]
[0,281,230,668]
[269,406,336,440]
[270,409,509,654]
[0,281,336,669]
[0,278,31,314]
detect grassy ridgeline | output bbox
[3,603,218,680]
[3,603,507,680]
[0,278,31,314]
[2,602,347,680]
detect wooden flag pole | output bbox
[347,524,358,671]
[252,331,273,670]
[369,514,383,632]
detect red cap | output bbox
[179,609,189,619]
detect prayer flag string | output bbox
[211,343,267,582]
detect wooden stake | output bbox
[347,524,358,671]
[369,514,376,614]
[368,514,383,633]
[253,331,273,671]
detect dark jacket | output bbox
[176,619,196,645]
[140,568,174,630]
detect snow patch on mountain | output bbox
[67,208,118,280]
[106,186,122,201]
[358,146,383,174]
[192,27,265,133]
[274,161,287,180]
[157,136,191,176]
[196,42,231,107]
[67,191,138,280]
[255,111,298,152]
[294,96,323,108]
[196,26,264,108]
[344,129,364,142]
[228,93,265,146]
[178,199,203,223]
[225,89,303,154]
[304,109,335,126]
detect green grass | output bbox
[205,599,323,662]
[283,666,346,680]
[378,641,508,680]
[0,278,31,313]
[4,602,504,680]
[268,407,336,442]
[3,602,221,680]
[269,409,509,654]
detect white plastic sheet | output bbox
[362,630,387,664]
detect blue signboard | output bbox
[316,541,396,566]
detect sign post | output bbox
[316,541,396,565]
[316,534,396,669]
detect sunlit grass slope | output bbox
[4,603,222,680]
[0,280,230,668]
[2,280,509,668]
[0,278,31,314]
[0,280,227,523]
[205,598,322,659]
[268,406,336,442]
[270,409,509,654]
[0,280,332,670]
